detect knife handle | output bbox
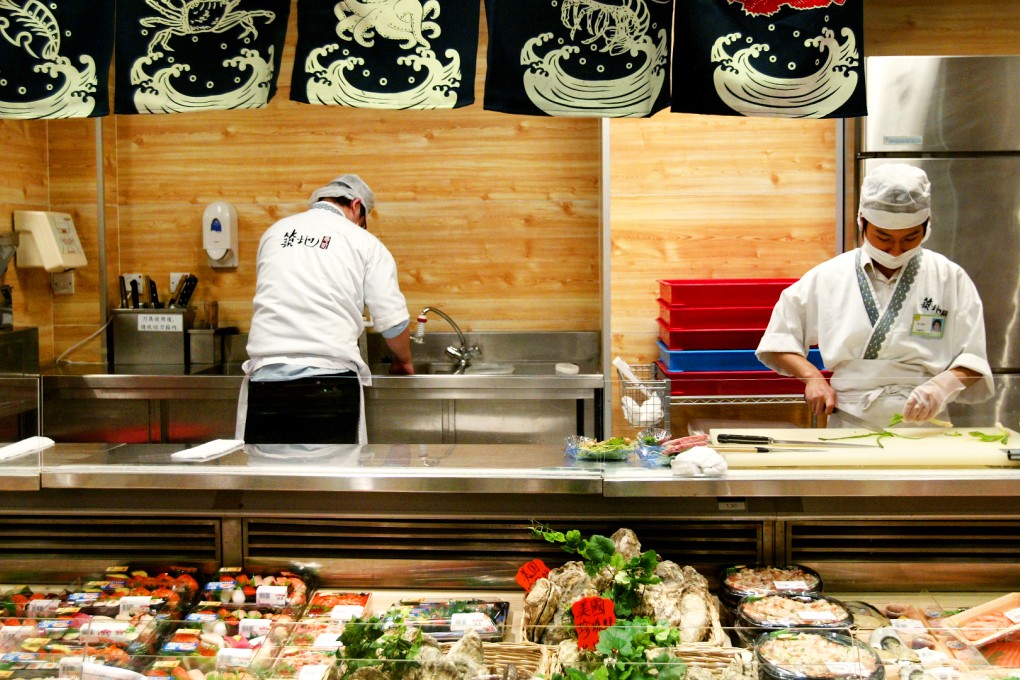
[717,434,772,445]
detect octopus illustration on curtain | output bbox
[0,0,114,118]
[290,0,480,109]
[114,0,290,114]
[483,0,673,118]
[671,0,866,118]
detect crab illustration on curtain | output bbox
[290,0,480,110]
[671,0,866,118]
[114,0,290,114]
[483,0,674,118]
[0,0,115,118]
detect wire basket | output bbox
[617,362,671,432]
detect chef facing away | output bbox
[236,174,414,445]
[756,164,993,428]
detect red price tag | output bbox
[571,596,616,650]
[515,559,550,592]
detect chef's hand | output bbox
[804,376,837,416]
[904,371,966,422]
[389,358,415,375]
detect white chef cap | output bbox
[858,164,931,230]
[307,174,375,212]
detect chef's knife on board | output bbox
[831,408,884,433]
[715,434,879,448]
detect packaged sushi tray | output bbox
[248,646,337,680]
[380,599,510,641]
[719,564,823,610]
[200,570,310,609]
[144,625,273,678]
[302,592,371,622]
[0,614,154,660]
[2,586,73,619]
[183,602,297,640]
[278,620,344,649]
[0,651,63,679]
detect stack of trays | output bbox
[655,278,827,395]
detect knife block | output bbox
[108,308,196,366]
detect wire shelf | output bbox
[616,362,671,433]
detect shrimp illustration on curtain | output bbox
[521,0,671,117]
[0,0,105,118]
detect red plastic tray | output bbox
[657,319,766,351]
[656,361,831,396]
[657,278,796,307]
[658,300,775,329]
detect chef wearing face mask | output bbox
[756,164,994,428]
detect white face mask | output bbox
[863,239,921,270]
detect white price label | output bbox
[216,648,252,669]
[297,665,330,680]
[772,580,809,591]
[137,314,184,332]
[891,617,926,632]
[313,633,343,648]
[26,599,60,614]
[82,620,137,644]
[239,617,272,639]
[256,585,288,606]
[1004,606,1020,624]
[118,596,153,615]
[916,648,949,664]
[330,605,365,621]
[450,612,496,634]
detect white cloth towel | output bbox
[622,395,664,427]
[0,436,55,462]
[670,446,728,477]
[171,439,245,462]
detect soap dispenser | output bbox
[203,201,238,268]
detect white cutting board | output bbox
[710,426,1019,468]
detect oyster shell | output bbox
[523,577,561,642]
[611,527,642,560]
[678,584,715,643]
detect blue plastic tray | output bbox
[657,341,824,373]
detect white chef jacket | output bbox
[756,248,993,424]
[236,203,409,442]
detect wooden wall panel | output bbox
[865,0,1020,57]
[0,119,52,362]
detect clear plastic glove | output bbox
[670,445,728,477]
[903,371,966,423]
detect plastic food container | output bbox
[658,301,775,329]
[657,278,796,307]
[755,630,884,680]
[657,320,767,351]
[719,564,823,611]
[657,341,824,373]
[942,591,1020,647]
[735,593,854,645]
[657,362,830,396]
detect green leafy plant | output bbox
[337,615,423,680]
[967,424,1010,445]
[531,521,662,617]
[550,619,685,680]
[820,414,923,448]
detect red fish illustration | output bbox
[729,0,848,16]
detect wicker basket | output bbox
[438,641,549,677]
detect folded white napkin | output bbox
[0,436,55,462]
[622,395,664,427]
[171,439,244,462]
[671,445,728,477]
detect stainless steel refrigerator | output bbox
[858,55,1020,427]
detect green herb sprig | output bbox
[338,615,423,680]
[531,521,661,618]
[552,618,685,680]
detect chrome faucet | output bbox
[413,306,481,373]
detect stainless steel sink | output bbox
[425,362,515,375]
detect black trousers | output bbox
[244,373,360,444]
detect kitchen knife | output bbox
[173,275,198,308]
[129,279,140,309]
[147,277,161,308]
[715,433,880,448]
[832,408,884,433]
[118,276,129,308]
[167,275,188,308]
